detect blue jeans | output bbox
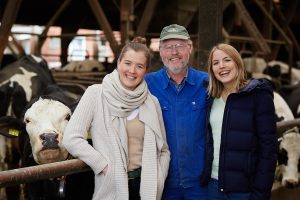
[208,179,250,200]
[162,183,208,200]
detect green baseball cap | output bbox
[160,24,190,41]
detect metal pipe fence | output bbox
[0,118,299,187]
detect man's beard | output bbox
[165,61,188,75]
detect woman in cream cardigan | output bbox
[63,37,170,200]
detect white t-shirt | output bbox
[209,97,225,179]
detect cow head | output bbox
[0,85,77,165]
[23,98,71,164]
[278,130,300,188]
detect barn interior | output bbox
[1,0,300,71]
[1,1,300,199]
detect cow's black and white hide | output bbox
[243,57,267,74]
[0,54,18,69]
[0,54,55,119]
[61,59,105,72]
[273,91,300,189]
[268,60,300,85]
[0,85,94,200]
[0,55,55,200]
[273,91,294,123]
[277,129,300,189]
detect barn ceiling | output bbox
[1,0,300,67]
[0,0,201,36]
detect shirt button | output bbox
[220,189,224,192]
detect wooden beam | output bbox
[0,0,23,65]
[120,0,134,44]
[252,0,293,73]
[37,0,72,52]
[233,0,271,54]
[198,0,223,70]
[178,0,200,27]
[6,43,19,58]
[262,0,273,39]
[223,0,233,11]
[9,33,26,56]
[253,0,291,46]
[87,0,119,57]
[136,0,158,36]
[272,1,300,60]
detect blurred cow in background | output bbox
[243,57,300,190]
[273,91,300,189]
[61,59,105,72]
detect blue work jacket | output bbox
[200,79,278,200]
[145,67,208,188]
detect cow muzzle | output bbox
[40,133,59,150]
[283,179,299,188]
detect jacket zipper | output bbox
[219,94,232,192]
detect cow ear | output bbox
[0,116,24,138]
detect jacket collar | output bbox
[161,66,196,89]
[239,78,273,94]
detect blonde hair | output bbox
[207,43,247,98]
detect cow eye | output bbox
[65,114,71,121]
[24,118,31,124]
[278,148,288,165]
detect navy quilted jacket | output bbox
[200,79,277,200]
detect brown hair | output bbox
[207,43,247,98]
[117,36,151,67]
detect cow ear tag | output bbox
[87,129,92,139]
[9,129,19,137]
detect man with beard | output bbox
[145,24,208,199]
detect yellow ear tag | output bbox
[87,130,91,139]
[9,129,19,136]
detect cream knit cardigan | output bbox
[63,71,170,200]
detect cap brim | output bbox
[160,34,190,41]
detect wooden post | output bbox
[198,0,223,71]
[0,0,23,65]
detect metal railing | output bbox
[0,118,299,187]
[0,159,90,188]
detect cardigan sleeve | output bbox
[154,96,170,180]
[62,85,108,174]
[250,89,278,200]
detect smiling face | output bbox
[117,49,148,90]
[211,49,238,89]
[159,39,192,75]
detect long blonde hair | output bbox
[207,43,247,98]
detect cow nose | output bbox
[284,179,299,188]
[40,133,59,149]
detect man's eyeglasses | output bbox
[161,44,189,52]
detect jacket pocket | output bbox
[191,97,206,111]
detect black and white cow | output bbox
[0,54,55,119]
[0,85,94,200]
[61,59,105,72]
[0,55,55,199]
[273,91,300,189]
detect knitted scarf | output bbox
[102,69,160,199]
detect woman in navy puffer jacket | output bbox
[200,43,277,200]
